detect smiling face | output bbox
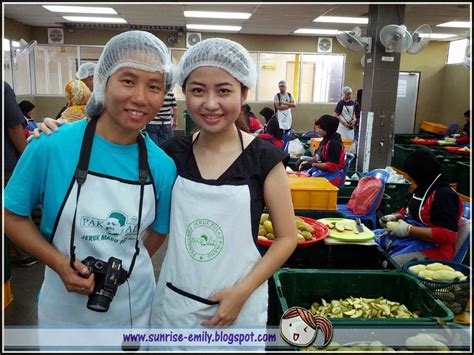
[184,67,247,135]
[99,67,165,144]
[105,217,123,236]
[280,308,317,347]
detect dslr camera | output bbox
[82,256,128,312]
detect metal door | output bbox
[394,72,420,133]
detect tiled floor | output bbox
[4,239,169,326]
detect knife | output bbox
[355,218,364,233]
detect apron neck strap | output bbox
[69,119,148,277]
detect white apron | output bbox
[337,103,355,141]
[277,109,292,130]
[151,131,268,330]
[38,120,156,347]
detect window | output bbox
[257,52,344,103]
[447,38,469,64]
[13,49,32,95]
[34,46,78,95]
[300,54,344,103]
[3,39,13,87]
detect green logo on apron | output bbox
[185,219,224,262]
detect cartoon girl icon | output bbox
[280,306,333,348]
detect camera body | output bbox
[82,256,128,312]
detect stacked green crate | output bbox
[431,150,469,183]
[456,161,470,196]
[392,144,432,171]
[183,110,196,136]
[394,133,437,145]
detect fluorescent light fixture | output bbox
[437,21,470,28]
[43,5,117,14]
[184,11,251,19]
[419,33,458,39]
[186,24,241,31]
[63,16,127,23]
[3,39,10,51]
[11,40,20,47]
[294,28,339,35]
[314,16,368,24]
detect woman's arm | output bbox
[4,209,95,294]
[202,162,297,326]
[142,229,168,257]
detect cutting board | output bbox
[318,218,375,242]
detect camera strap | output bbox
[69,119,149,279]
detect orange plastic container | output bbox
[310,137,353,155]
[288,176,338,210]
[420,121,448,135]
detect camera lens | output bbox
[87,291,113,312]
[94,261,104,270]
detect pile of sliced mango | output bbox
[310,296,419,319]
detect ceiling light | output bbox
[186,24,241,32]
[63,16,127,23]
[184,11,251,19]
[437,21,470,28]
[294,29,339,35]
[314,16,368,24]
[43,5,117,14]
[419,33,458,39]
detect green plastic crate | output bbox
[274,269,454,326]
[183,110,196,136]
[431,150,467,183]
[394,133,438,145]
[392,144,432,171]
[383,181,412,214]
[456,161,470,196]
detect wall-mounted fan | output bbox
[407,24,431,54]
[16,39,37,55]
[186,32,202,48]
[379,25,413,53]
[336,26,372,53]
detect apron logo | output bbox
[80,211,138,244]
[185,219,224,262]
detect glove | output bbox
[379,214,398,228]
[386,219,412,238]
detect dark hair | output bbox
[18,100,35,117]
[241,104,251,115]
[314,114,340,142]
[356,89,363,104]
[464,110,470,119]
[259,107,275,123]
[404,149,443,187]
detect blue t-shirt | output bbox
[4,119,177,239]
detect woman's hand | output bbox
[28,118,67,141]
[54,255,95,295]
[201,284,251,327]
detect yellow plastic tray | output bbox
[318,218,375,242]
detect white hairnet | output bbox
[342,86,353,95]
[278,80,288,87]
[176,38,256,89]
[87,30,173,118]
[76,62,96,80]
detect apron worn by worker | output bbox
[337,104,355,141]
[375,174,440,257]
[38,119,157,331]
[152,130,268,329]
